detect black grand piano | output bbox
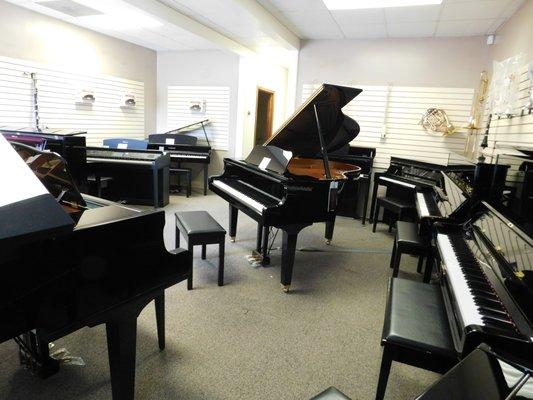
[0,135,191,399]
[209,84,362,292]
[148,120,212,195]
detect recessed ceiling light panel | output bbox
[323,0,443,10]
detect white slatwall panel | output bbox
[302,84,474,170]
[167,86,230,150]
[0,56,145,146]
[483,64,533,186]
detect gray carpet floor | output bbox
[0,192,438,399]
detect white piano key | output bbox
[416,192,430,217]
[170,154,207,159]
[380,176,416,189]
[86,157,153,165]
[437,234,484,327]
[212,180,266,214]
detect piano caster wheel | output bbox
[325,240,331,245]
[230,237,235,243]
[281,284,290,293]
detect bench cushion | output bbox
[377,196,414,212]
[310,387,351,400]
[382,278,455,359]
[175,211,226,236]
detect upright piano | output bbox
[86,147,171,207]
[210,84,362,292]
[148,120,212,195]
[0,136,191,399]
[369,156,476,224]
[433,200,533,360]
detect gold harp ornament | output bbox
[420,108,455,136]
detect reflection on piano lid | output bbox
[0,136,74,243]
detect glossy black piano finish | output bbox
[148,120,212,195]
[433,201,533,361]
[0,142,192,399]
[1,128,87,189]
[86,147,171,207]
[210,84,362,292]
[417,343,533,400]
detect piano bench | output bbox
[170,168,191,197]
[390,221,433,283]
[175,211,226,289]
[310,387,352,400]
[372,196,415,233]
[375,278,457,400]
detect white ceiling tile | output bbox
[387,21,437,37]
[294,24,344,39]
[331,9,385,25]
[262,0,328,11]
[436,19,497,36]
[385,4,442,23]
[340,23,387,38]
[281,10,337,26]
[440,0,510,20]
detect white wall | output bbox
[0,0,157,133]
[157,50,240,187]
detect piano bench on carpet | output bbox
[175,211,226,289]
[310,387,352,400]
[390,221,433,283]
[372,196,415,233]
[170,167,191,197]
[375,278,457,400]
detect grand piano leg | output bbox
[229,205,238,242]
[369,173,380,224]
[256,223,263,252]
[325,215,336,245]
[203,164,208,196]
[155,293,165,350]
[106,318,137,400]
[261,226,270,265]
[362,177,370,225]
[280,225,307,292]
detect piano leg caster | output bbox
[281,284,290,293]
[325,239,331,245]
[230,237,235,243]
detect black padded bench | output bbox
[310,387,352,399]
[175,211,226,290]
[375,278,457,400]
[390,221,433,283]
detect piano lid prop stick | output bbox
[313,104,332,180]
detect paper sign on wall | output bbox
[258,157,271,170]
[165,138,175,145]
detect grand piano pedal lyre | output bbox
[0,136,192,400]
[210,84,363,292]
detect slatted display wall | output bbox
[483,65,533,187]
[0,56,145,146]
[167,86,230,150]
[302,84,475,171]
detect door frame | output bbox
[254,86,275,146]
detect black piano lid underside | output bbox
[265,84,362,158]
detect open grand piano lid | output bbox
[265,84,362,158]
[0,135,74,244]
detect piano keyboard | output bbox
[212,180,267,213]
[379,176,416,189]
[87,157,154,166]
[417,192,430,217]
[416,191,442,217]
[170,153,208,159]
[437,233,517,333]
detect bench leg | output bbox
[388,213,393,233]
[155,293,165,350]
[392,250,402,278]
[229,205,238,242]
[201,244,206,260]
[375,347,393,400]
[417,256,424,273]
[175,227,180,249]
[188,243,193,290]
[389,238,397,269]
[372,204,380,233]
[218,241,225,286]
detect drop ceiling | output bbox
[4,0,527,53]
[257,0,525,39]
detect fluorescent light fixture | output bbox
[323,0,442,10]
